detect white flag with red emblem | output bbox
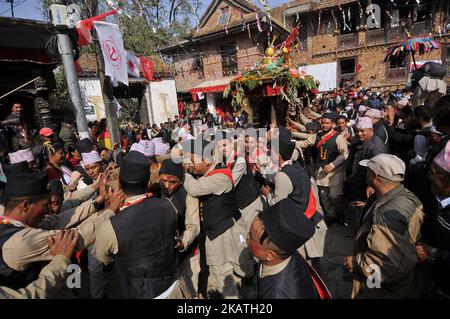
[126,51,141,78]
[93,21,128,86]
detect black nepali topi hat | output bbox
[50,180,64,197]
[4,171,49,200]
[75,138,95,154]
[3,161,32,177]
[119,150,150,185]
[261,198,315,254]
[159,159,184,181]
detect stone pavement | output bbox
[319,223,355,299]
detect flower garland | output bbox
[223,26,318,110]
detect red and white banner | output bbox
[126,51,141,78]
[140,56,154,82]
[94,21,128,86]
[76,9,118,46]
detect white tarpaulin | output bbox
[144,80,179,125]
[409,60,442,72]
[94,21,128,86]
[78,79,106,122]
[299,62,337,92]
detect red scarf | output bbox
[316,129,337,149]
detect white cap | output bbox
[358,105,368,112]
[139,140,155,156]
[8,148,35,164]
[365,108,382,118]
[131,141,155,158]
[355,117,373,129]
[82,151,102,166]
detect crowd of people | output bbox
[0,82,449,299]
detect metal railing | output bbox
[387,26,404,42]
[410,21,431,36]
[365,28,385,45]
[386,67,408,82]
[338,33,357,50]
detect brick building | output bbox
[160,0,289,116]
[271,0,450,90]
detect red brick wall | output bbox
[280,0,448,89]
[173,33,264,92]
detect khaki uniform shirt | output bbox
[266,162,293,206]
[2,202,113,271]
[62,185,97,212]
[311,133,349,187]
[0,255,70,299]
[183,167,250,271]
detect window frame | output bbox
[220,43,238,76]
[218,7,231,25]
[339,57,356,75]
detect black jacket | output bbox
[258,252,317,299]
[421,202,450,295]
[347,135,387,200]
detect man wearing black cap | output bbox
[93,151,191,298]
[247,198,317,299]
[311,112,349,225]
[157,158,200,293]
[0,172,123,295]
[182,138,253,298]
[262,136,323,226]
[215,130,265,235]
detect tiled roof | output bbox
[277,0,358,12]
[193,12,288,39]
[312,0,358,11]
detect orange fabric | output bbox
[206,168,234,185]
[304,189,317,220]
[315,129,337,149]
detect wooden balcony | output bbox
[410,21,431,36]
[386,67,408,82]
[338,33,357,50]
[365,28,385,45]
[387,26,404,42]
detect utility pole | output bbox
[90,0,120,157]
[51,0,89,139]
[9,0,14,18]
